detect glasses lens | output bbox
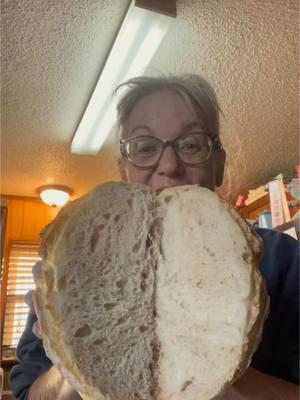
[177,133,212,164]
[126,136,162,167]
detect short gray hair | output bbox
[115,74,222,139]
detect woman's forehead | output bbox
[124,90,203,136]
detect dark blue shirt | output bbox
[251,228,299,384]
[9,229,299,399]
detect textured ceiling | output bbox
[1,0,299,203]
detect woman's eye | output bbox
[182,143,201,152]
[133,142,160,156]
[138,145,157,154]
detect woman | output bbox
[10,74,299,399]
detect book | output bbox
[268,179,291,227]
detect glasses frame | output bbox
[120,132,223,169]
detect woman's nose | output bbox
[156,145,182,176]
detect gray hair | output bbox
[115,74,222,139]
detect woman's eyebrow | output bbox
[127,121,204,137]
[130,125,154,135]
[181,121,204,132]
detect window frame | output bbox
[1,240,40,352]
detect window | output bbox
[2,241,40,347]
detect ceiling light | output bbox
[37,185,73,207]
[71,0,176,155]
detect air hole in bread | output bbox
[139,325,148,333]
[132,239,142,253]
[103,213,111,219]
[117,316,127,324]
[74,324,91,338]
[58,275,66,290]
[141,271,148,280]
[116,279,126,289]
[92,338,105,346]
[127,199,133,208]
[103,302,116,310]
[114,215,120,223]
[90,229,100,252]
[145,235,152,249]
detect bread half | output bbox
[35,182,269,400]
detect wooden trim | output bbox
[1,194,41,203]
[239,191,299,220]
[1,206,8,276]
[135,0,177,17]
[0,240,12,357]
[241,194,270,215]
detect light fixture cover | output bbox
[71,1,175,155]
[38,186,72,207]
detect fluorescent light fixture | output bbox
[71,1,175,155]
[37,185,73,207]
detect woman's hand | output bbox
[24,261,44,338]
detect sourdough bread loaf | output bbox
[35,182,269,400]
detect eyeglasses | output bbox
[120,132,223,169]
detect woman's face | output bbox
[119,90,225,193]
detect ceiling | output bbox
[1,0,299,203]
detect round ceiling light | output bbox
[37,185,73,207]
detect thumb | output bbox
[24,290,36,314]
[32,260,43,281]
[32,320,43,339]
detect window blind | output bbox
[3,241,40,347]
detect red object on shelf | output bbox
[235,194,246,208]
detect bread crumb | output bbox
[180,379,193,392]
[164,195,173,204]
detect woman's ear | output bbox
[118,158,128,181]
[215,149,226,187]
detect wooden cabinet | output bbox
[2,197,57,242]
[239,192,299,221]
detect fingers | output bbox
[32,320,43,339]
[24,289,43,339]
[32,260,43,281]
[24,290,36,314]
[24,262,45,339]
[24,259,43,314]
